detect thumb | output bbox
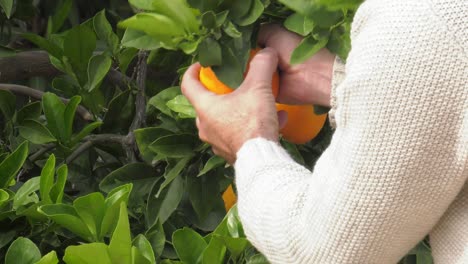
[241,47,279,90]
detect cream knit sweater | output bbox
[234,0,467,263]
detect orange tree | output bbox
[0,0,432,263]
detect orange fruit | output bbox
[276,104,327,144]
[199,48,280,98]
[222,184,236,212]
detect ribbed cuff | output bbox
[328,56,346,128]
[235,138,293,192]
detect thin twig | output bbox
[65,134,126,164]
[130,50,148,131]
[126,51,149,162]
[29,143,56,162]
[0,84,93,121]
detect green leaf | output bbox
[63,243,112,264]
[156,157,191,197]
[35,251,59,264]
[42,92,66,142]
[16,102,42,124]
[39,155,56,204]
[47,0,72,34]
[145,220,165,259]
[102,90,135,133]
[229,0,252,21]
[134,127,173,163]
[227,206,245,238]
[5,237,41,264]
[146,175,183,225]
[188,174,222,221]
[23,34,63,59]
[198,156,225,177]
[100,184,133,238]
[198,38,222,67]
[93,10,119,54]
[128,0,154,10]
[150,0,200,33]
[74,192,106,241]
[49,164,67,204]
[118,48,139,73]
[247,254,269,264]
[149,134,198,158]
[0,90,15,120]
[173,227,208,264]
[0,45,15,57]
[0,141,29,188]
[63,96,82,142]
[0,0,13,18]
[39,204,94,242]
[166,95,196,118]
[63,25,97,85]
[202,235,226,264]
[87,54,112,91]
[222,21,242,38]
[13,177,40,210]
[234,0,264,26]
[121,29,161,50]
[100,163,156,205]
[0,189,9,207]
[148,86,181,117]
[109,202,132,264]
[221,236,249,258]
[201,11,217,29]
[71,121,103,146]
[284,13,314,36]
[119,13,184,48]
[18,119,56,145]
[290,35,328,65]
[133,235,156,264]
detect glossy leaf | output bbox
[35,251,59,264]
[156,157,191,197]
[290,35,328,65]
[93,10,119,54]
[39,155,55,204]
[198,38,222,67]
[108,202,132,264]
[71,121,103,145]
[18,119,56,145]
[5,237,41,264]
[39,204,94,242]
[63,243,112,264]
[134,127,173,163]
[100,184,133,238]
[148,86,181,117]
[63,25,97,84]
[0,189,9,207]
[198,156,225,177]
[149,134,198,158]
[173,227,208,264]
[87,54,112,91]
[146,175,183,225]
[74,192,106,241]
[0,0,13,18]
[42,92,67,142]
[13,177,40,210]
[47,0,72,34]
[63,96,82,141]
[133,234,156,264]
[0,141,29,188]
[49,165,67,204]
[16,102,42,124]
[121,29,161,50]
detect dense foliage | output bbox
[0,0,432,263]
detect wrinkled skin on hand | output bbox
[258,24,335,107]
[181,48,281,164]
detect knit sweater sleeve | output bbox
[234,0,468,263]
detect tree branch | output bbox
[65,134,126,164]
[0,84,93,121]
[0,51,167,87]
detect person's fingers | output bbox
[257,23,303,70]
[181,63,214,110]
[241,47,279,90]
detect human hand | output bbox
[258,24,336,107]
[181,48,280,164]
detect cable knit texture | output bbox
[234,0,467,263]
